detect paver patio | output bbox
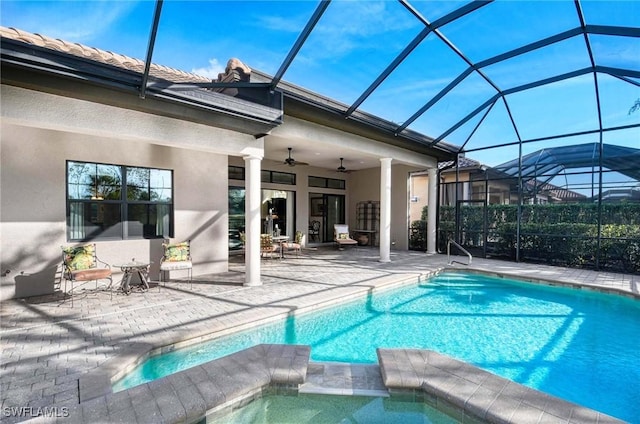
[1,247,637,423]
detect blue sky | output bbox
[2,0,638,174]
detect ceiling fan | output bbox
[337,158,347,173]
[284,147,308,166]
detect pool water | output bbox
[210,393,460,424]
[114,272,640,423]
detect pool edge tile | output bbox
[377,348,626,424]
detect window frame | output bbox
[66,160,174,241]
[308,176,346,189]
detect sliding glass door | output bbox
[228,187,296,251]
[309,193,345,242]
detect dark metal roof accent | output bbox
[140,0,163,99]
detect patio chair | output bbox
[309,220,321,242]
[260,234,280,259]
[61,243,113,307]
[282,231,303,258]
[159,240,193,289]
[334,224,358,250]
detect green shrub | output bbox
[429,202,640,273]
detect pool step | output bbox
[299,362,390,397]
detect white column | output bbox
[244,154,262,286]
[379,157,392,262]
[427,167,438,255]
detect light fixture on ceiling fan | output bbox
[337,158,347,173]
[284,147,308,166]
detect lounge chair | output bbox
[334,224,358,250]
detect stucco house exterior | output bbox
[0,26,457,300]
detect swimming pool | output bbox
[113,271,640,423]
[210,393,461,423]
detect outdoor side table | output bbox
[114,261,151,294]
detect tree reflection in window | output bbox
[126,167,172,202]
[66,161,173,241]
[67,162,122,200]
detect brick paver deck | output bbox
[1,248,637,423]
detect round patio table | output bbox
[114,260,151,295]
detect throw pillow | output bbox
[62,244,95,271]
[164,242,189,262]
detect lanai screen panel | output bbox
[2,0,638,272]
[2,0,637,160]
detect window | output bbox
[66,161,173,241]
[229,166,245,180]
[261,170,296,185]
[230,166,296,185]
[308,176,345,189]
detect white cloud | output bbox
[256,14,306,33]
[191,58,225,79]
[18,1,138,44]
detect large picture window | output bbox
[66,161,173,241]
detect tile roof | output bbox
[0,26,211,84]
[438,155,482,170]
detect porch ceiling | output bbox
[263,135,383,172]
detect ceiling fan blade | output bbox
[284,147,309,166]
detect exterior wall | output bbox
[349,164,420,251]
[1,123,229,300]
[349,167,379,247]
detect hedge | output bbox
[430,203,640,273]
